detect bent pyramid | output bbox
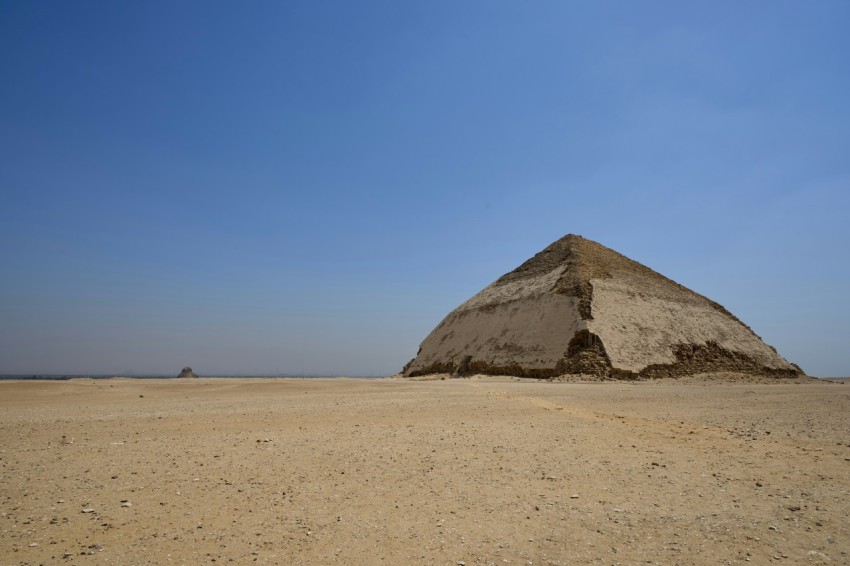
[403,234,802,379]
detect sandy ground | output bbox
[1,376,848,565]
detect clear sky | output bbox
[2,1,848,377]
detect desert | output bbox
[1,375,848,565]
[4,3,850,565]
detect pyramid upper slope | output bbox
[497,234,748,327]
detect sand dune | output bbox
[1,376,848,564]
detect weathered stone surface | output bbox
[403,234,802,379]
[177,367,199,378]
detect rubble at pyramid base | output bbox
[405,337,803,380]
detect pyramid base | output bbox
[404,338,804,380]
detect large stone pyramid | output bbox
[403,234,802,379]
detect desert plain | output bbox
[1,375,848,565]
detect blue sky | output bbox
[1,1,848,376]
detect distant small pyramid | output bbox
[177,367,199,378]
[403,234,802,379]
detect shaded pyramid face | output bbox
[403,235,802,379]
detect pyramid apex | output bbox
[553,233,587,243]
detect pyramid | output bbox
[403,234,802,379]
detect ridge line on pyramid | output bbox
[403,234,802,380]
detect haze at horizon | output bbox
[1,1,849,377]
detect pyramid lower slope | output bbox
[403,235,801,379]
